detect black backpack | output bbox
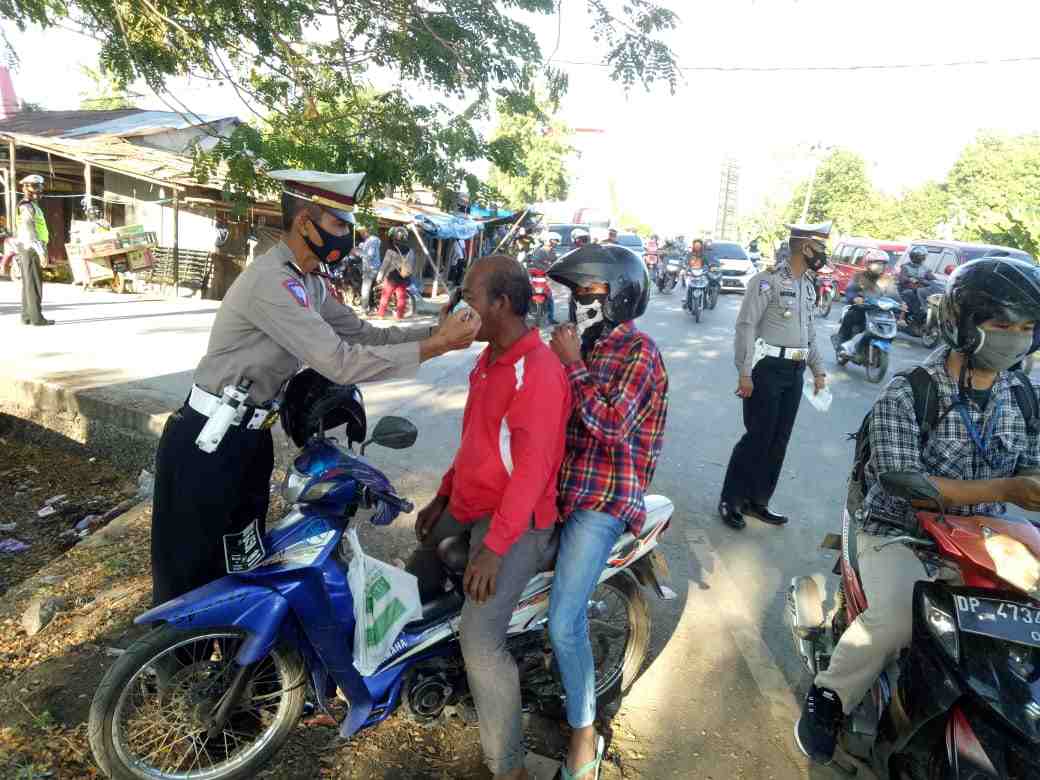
[848,367,1040,509]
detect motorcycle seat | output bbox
[407,587,464,631]
[437,535,469,574]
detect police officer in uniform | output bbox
[16,174,53,326]
[150,169,481,606]
[718,222,831,530]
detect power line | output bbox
[554,54,1040,73]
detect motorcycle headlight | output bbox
[920,591,960,661]
[281,467,311,503]
[984,533,1040,599]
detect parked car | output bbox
[546,223,590,256]
[829,237,907,295]
[893,240,1034,285]
[705,241,755,293]
[614,231,645,262]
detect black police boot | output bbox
[745,503,789,526]
[795,684,842,763]
[718,499,745,530]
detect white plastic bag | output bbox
[803,371,833,412]
[346,528,422,675]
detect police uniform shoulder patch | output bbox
[282,277,309,307]
[758,279,771,294]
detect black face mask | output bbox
[306,220,354,265]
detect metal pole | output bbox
[799,161,818,224]
[432,240,443,298]
[407,222,448,291]
[172,190,180,296]
[7,139,15,227]
[492,208,528,253]
[84,163,92,212]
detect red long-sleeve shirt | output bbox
[437,329,571,555]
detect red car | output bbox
[829,237,907,295]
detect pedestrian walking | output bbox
[150,169,480,607]
[15,174,53,326]
[718,221,831,529]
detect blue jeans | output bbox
[548,509,626,728]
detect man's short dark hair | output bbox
[281,192,319,232]
[480,254,531,317]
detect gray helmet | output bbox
[548,244,649,323]
[909,246,927,264]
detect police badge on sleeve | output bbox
[283,278,309,307]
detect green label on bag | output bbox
[366,574,391,611]
[365,597,407,648]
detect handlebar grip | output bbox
[368,488,414,514]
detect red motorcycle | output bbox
[815,266,836,318]
[789,472,1040,778]
[529,267,552,328]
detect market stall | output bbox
[66,221,157,292]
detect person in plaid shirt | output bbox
[547,245,668,780]
[797,258,1040,764]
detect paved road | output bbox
[310,286,958,779]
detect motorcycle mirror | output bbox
[362,416,418,455]
[879,471,942,504]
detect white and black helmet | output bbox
[549,243,649,323]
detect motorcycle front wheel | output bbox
[819,291,833,319]
[864,344,889,384]
[89,625,306,780]
[707,286,719,310]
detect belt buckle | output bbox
[260,411,279,430]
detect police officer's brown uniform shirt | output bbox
[195,241,429,405]
[733,261,824,379]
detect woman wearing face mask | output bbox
[832,249,890,355]
[798,257,1040,763]
[546,245,669,780]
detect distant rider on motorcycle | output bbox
[898,246,944,325]
[797,257,1040,764]
[831,250,888,356]
[571,227,590,249]
[644,233,661,277]
[526,232,561,324]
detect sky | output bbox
[4,0,1040,235]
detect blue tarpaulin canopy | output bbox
[370,199,481,240]
[469,204,514,220]
[412,212,480,240]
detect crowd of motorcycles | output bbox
[648,244,722,323]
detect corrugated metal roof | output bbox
[0,131,219,189]
[0,109,142,137]
[63,111,236,139]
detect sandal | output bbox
[560,734,605,780]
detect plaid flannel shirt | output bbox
[558,322,669,534]
[861,347,1040,536]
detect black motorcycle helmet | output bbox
[909,246,927,265]
[280,368,367,448]
[938,257,1040,355]
[548,243,649,323]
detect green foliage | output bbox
[79,65,136,110]
[486,95,572,209]
[787,149,876,233]
[2,0,679,207]
[947,133,1040,255]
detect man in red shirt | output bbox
[408,255,571,780]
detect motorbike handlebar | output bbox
[366,487,415,515]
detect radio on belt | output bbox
[195,379,254,453]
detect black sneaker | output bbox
[795,684,842,763]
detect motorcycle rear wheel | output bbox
[587,574,651,710]
[865,344,889,384]
[89,625,306,780]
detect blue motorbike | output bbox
[89,401,675,780]
[835,296,899,384]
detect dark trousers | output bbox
[721,357,805,507]
[17,249,45,324]
[837,306,866,343]
[151,405,273,606]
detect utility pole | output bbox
[799,142,832,223]
[715,157,740,241]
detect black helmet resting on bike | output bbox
[909,246,927,265]
[548,243,650,326]
[280,368,367,448]
[938,257,1040,360]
